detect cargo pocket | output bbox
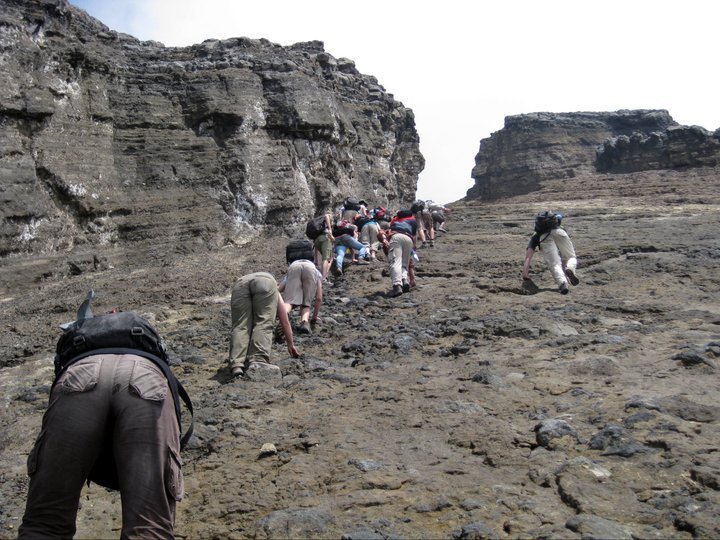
[26,429,46,476]
[165,447,184,501]
[129,361,168,402]
[58,359,100,393]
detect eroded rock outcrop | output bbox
[0,0,424,264]
[596,125,720,173]
[466,109,720,200]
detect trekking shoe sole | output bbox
[565,268,580,286]
[390,286,403,298]
[402,283,411,293]
[231,367,244,378]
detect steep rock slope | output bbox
[1,166,719,538]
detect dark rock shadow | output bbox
[520,279,558,295]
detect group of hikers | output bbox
[228,197,452,379]
[17,201,582,539]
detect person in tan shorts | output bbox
[312,213,335,282]
[279,259,323,335]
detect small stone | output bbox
[245,362,282,382]
[258,443,277,458]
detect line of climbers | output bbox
[18,205,582,538]
[227,197,452,380]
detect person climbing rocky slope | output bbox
[1,164,719,538]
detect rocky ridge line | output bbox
[468,109,720,200]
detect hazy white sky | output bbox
[70,0,720,203]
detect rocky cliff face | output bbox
[467,109,720,200]
[0,0,424,266]
[597,125,720,173]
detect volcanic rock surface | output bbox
[1,164,719,539]
[2,1,720,539]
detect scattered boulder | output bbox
[534,418,578,449]
[566,513,633,539]
[588,424,649,457]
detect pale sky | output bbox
[69,0,720,204]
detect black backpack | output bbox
[344,197,361,211]
[54,308,194,490]
[410,200,425,214]
[354,215,372,231]
[286,239,315,264]
[305,215,327,240]
[534,211,559,234]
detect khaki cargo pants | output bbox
[19,354,183,539]
[229,271,279,371]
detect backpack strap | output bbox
[53,348,194,449]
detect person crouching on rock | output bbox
[522,210,579,294]
[380,208,418,297]
[229,272,299,379]
[278,257,324,336]
[333,220,368,275]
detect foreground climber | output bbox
[522,210,579,294]
[229,272,299,378]
[20,294,191,539]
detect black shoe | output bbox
[231,366,244,378]
[565,268,579,286]
[559,283,569,295]
[402,282,410,293]
[298,321,312,335]
[390,285,403,298]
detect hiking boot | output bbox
[402,281,411,293]
[565,268,580,286]
[298,320,312,335]
[231,366,244,378]
[390,284,403,298]
[559,283,569,295]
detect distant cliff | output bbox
[0,0,424,260]
[467,110,720,200]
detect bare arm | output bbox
[522,247,535,280]
[276,295,299,358]
[324,214,334,241]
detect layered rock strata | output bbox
[597,125,720,173]
[468,109,719,200]
[0,0,424,265]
